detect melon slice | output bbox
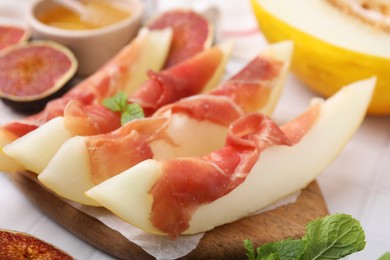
[202,40,233,92]
[3,117,72,174]
[36,41,293,206]
[85,77,375,236]
[121,28,173,94]
[3,41,233,175]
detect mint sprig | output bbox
[379,252,390,260]
[102,91,144,125]
[301,213,365,259]
[121,103,144,125]
[244,213,365,260]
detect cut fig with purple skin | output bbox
[0,25,30,51]
[0,229,74,259]
[147,9,214,68]
[0,41,78,114]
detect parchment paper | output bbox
[71,193,299,259]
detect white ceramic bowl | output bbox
[26,0,144,76]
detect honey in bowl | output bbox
[38,0,131,30]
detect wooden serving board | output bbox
[9,171,328,260]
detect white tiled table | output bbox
[1,0,390,259]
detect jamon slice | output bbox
[0,28,173,172]
[3,42,232,174]
[86,77,375,237]
[36,42,293,206]
[127,43,231,117]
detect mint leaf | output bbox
[102,91,128,112]
[379,252,390,260]
[244,239,304,260]
[121,103,145,125]
[244,239,257,260]
[259,253,280,260]
[257,239,305,260]
[103,92,145,125]
[301,214,365,260]
[244,214,365,260]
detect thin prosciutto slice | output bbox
[62,101,122,136]
[64,46,225,136]
[86,117,169,184]
[129,45,225,116]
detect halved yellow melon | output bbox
[251,0,390,115]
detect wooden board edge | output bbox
[6,171,329,260]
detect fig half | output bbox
[0,41,78,113]
[0,25,30,51]
[147,9,214,68]
[0,229,74,259]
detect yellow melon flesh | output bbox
[0,130,24,172]
[122,28,173,94]
[85,77,375,235]
[251,0,390,115]
[39,136,99,206]
[202,40,234,92]
[3,117,72,174]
